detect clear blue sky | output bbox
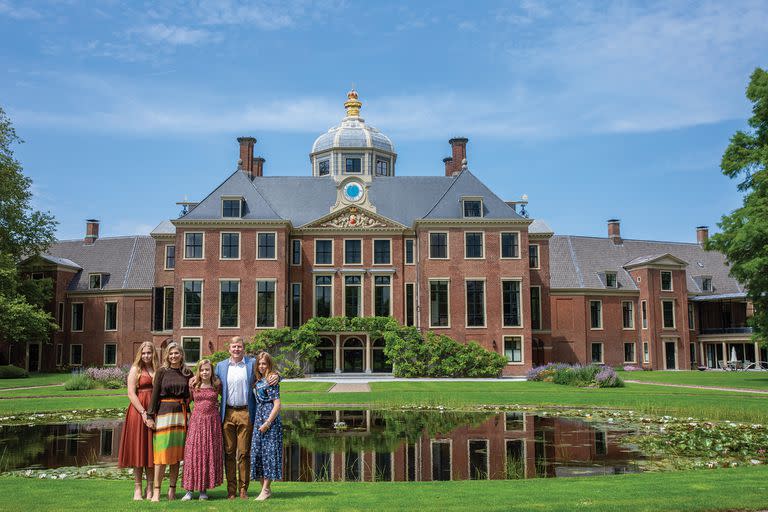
[2,0,767,242]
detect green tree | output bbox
[707,68,768,344]
[0,107,58,350]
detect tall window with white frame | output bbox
[221,233,240,259]
[465,232,483,259]
[502,280,521,327]
[184,232,203,259]
[662,300,675,328]
[257,233,276,259]
[429,233,448,259]
[622,301,634,329]
[430,280,449,327]
[374,276,391,316]
[661,271,673,291]
[165,245,175,269]
[345,275,362,317]
[345,240,362,265]
[641,300,648,329]
[404,239,415,264]
[290,283,301,328]
[405,283,415,326]
[256,280,276,328]
[57,302,64,331]
[291,239,302,266]
[466,280,485,327]
[183,280,203,327]
[70,344,83,366]
[590,300,602,329]
[71,303,84,332]
[219,280,239,328]
[373,240,391,265]
[688,303,695,330]
[530,286,541,330]
[591,342,604,363]
[105,302,118,331]
[104,343,117,366]
[163,287,174,331]
[605,272,617,288]
[181,337,201,364]
[529,244,539,268]
[315,240,333,265]
[624,342,635,363]
[315,276,332,317]
[500,232,519,258]
[504,336,523,363]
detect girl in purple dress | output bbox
[181,359,223,501]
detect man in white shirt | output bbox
[215,336,278,499]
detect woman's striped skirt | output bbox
[153,398,188,465]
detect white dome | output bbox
[311,117,395,154]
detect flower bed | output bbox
[527,363,624,388]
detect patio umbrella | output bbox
[731,346,738,362]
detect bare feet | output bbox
[145,484,154,501]
[151,487,161,503]
[168,485,176,501]
[254,489,271,501]
[239,489,248,500]
[133,485,143,501]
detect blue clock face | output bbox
[344,182,363,202]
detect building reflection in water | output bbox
[0,411,642,480]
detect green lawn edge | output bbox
[2,466,767,511]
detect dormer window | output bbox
[702,277,713,292]
[345,157,362,173]
[605,272,617,288]
[462,198,483,218]
[318,160,330,176]
[375,159,389,176]
[222,198,242,218]
[89,273,102,289]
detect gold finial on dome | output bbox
[344,89,362,117]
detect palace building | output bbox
[13,91,760,375]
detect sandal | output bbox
[151,486,161,503]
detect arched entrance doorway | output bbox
[343,337,364,373]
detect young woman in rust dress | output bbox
[118,341,160,500]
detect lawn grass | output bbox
[0,373,67,389]
[617,370,768,390]
[1,380,767,422]
[1,466,767,511]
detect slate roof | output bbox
[44,236,155,291]
[151,220,175,236]
[549,235,744,296]
[178,169,525,227]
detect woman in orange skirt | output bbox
[117,341,159,500]
[147,341,192,502]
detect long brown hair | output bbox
[132,341,159,373]
[254,351,277,382]
[192,359,221,390]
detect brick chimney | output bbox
[696,225,709,245]
[237,136,256,177]
[447,137,468,176]
[253,156,265,178]
[443,157,453,175]
[85,219,99,245]
[607,219,622,245]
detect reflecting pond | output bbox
[0,410,644,480]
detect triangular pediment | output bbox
[623,253,688,269]
[299,206,406,230]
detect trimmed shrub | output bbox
[64,373,95,390]
[0,365,29,379]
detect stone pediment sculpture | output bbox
[303,206,403,230]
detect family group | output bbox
[115,336,283,501]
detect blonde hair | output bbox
[161,341,192,376]
[132,341,159,373]
[193,359,221,390]
[254,351,277,382]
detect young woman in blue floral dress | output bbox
[250,352,283,501]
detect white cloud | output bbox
[131,24,215,46]
[0,0,41,20]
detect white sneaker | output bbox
[181,491,193,501]
[199,492,208,501]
